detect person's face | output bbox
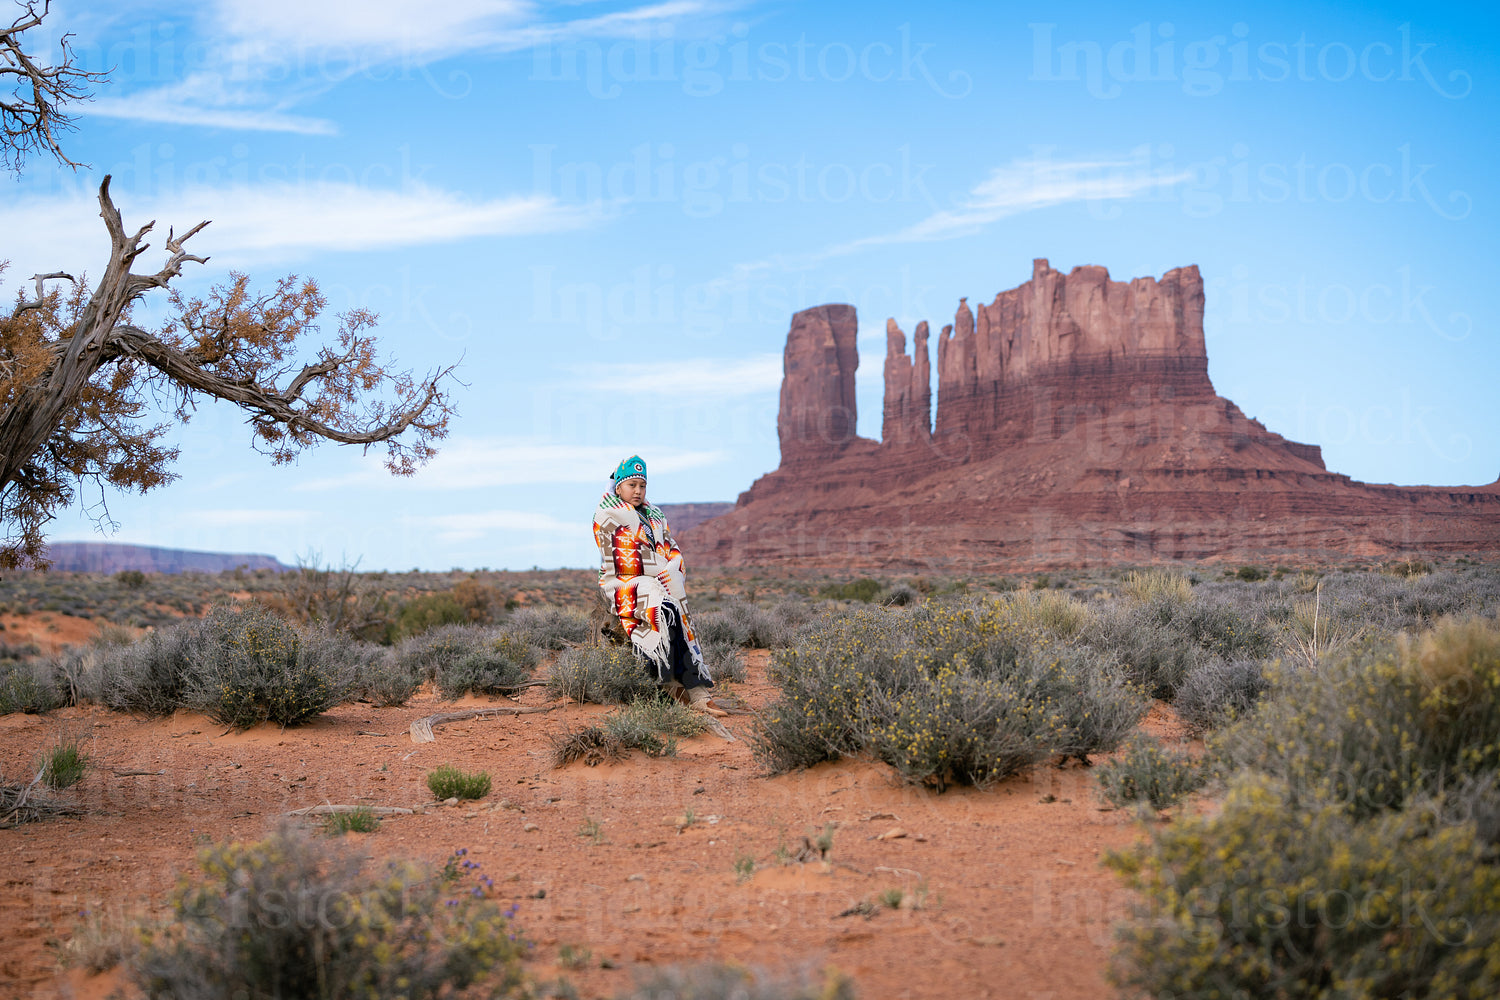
[615,478,646,506]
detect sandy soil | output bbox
[0,650,1191,1000]
[1,614,100,656]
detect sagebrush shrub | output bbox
[0,657,65,714]
[432,635,537,699]
[181,605,350,729]
[695,598,805,649]
[352,654,422,707]
[1085,593,1271,699]
[1172,657,1267,733]
[863,640,1144,788]
[1304,569,1500,635]
[87,620,203,716]
[503,605,589,650]
[1094,733,1206,810]
[754,600,1147,788]
[879,582,921,607]
[607,695,708,744]
[752,609,902,774]
[1108,774,1500,1000]
[548,644,656,704]
[133,828,523,1000]
[700,639,744,682]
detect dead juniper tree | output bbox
[0,177,457,567]
[1,0,105,173]
[1,5,456,567]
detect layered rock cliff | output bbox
[682,260,1499,570]
[778,304,862,467]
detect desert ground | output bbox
[1,643,1189,1000]
[4,560,1496,1000]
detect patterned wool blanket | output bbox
[592,491,707,681]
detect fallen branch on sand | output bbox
[701,716,736,741]
[1,772,84,828]
[409,703,559,743]
[286,804,416,816]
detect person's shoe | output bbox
[688,688,728,717]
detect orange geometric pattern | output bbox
[611,524,642,623]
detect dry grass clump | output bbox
[551,695,708,766]
[1282,580,1364,669]
[550,725,629,767]
[426,764,491,800]
[41,734,88,789]
[1122,568,1193,604]
[999,588,1093,640]
[322,805,379,835]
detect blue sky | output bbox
[4,0,1496,570]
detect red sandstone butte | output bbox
[682,259,1500,570]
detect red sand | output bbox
[1,651,1188,999]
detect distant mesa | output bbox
[40,542,291,575]
[682,259,1500,569]
[654,503,736,535]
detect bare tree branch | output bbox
[106,325,455,448]
[0,176,457,567]
[0,1,108,173]
[11,270,72,318]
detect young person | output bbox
[592,455,725,716]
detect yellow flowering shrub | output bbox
[1214,617,1500,819]
[1109,618,1500,998]
[1108,774,1500,999]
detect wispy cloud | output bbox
[294,437,725,492]
[707,150,1192,295]
[86,96,338,135]
[408,508,580,543]
[215,0,724,56]
[570,354,782,399]
[0,181,599,279]
[827,152,1193,253]
[82,1,737,134]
